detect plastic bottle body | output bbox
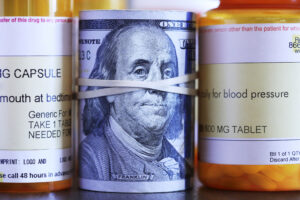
[0,0,72,193]
[73,0,127,16]
[198,8,300,191]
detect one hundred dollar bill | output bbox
[78,10,195,193]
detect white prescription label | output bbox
[0,17,72,183]
[199,24,300,165]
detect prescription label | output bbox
[199,24,300,165]
[0,17,72,182]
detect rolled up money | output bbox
[78,10,195,193]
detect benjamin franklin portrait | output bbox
[79,22,188,182]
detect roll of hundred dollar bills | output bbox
[78,10,196,193]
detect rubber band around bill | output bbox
[77,72,198,99]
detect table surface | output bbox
[1,180,300,200]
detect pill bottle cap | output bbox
[220,0,300,8]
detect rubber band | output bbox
[77,72,198,99]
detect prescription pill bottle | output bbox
[73,0,127,16]
[0,0,72,192]
[198,0,300,191]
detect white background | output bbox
[129,0,219,14]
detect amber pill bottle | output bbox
[73,0,126,16]
[0,0,72,192]
[198,0,300,191]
